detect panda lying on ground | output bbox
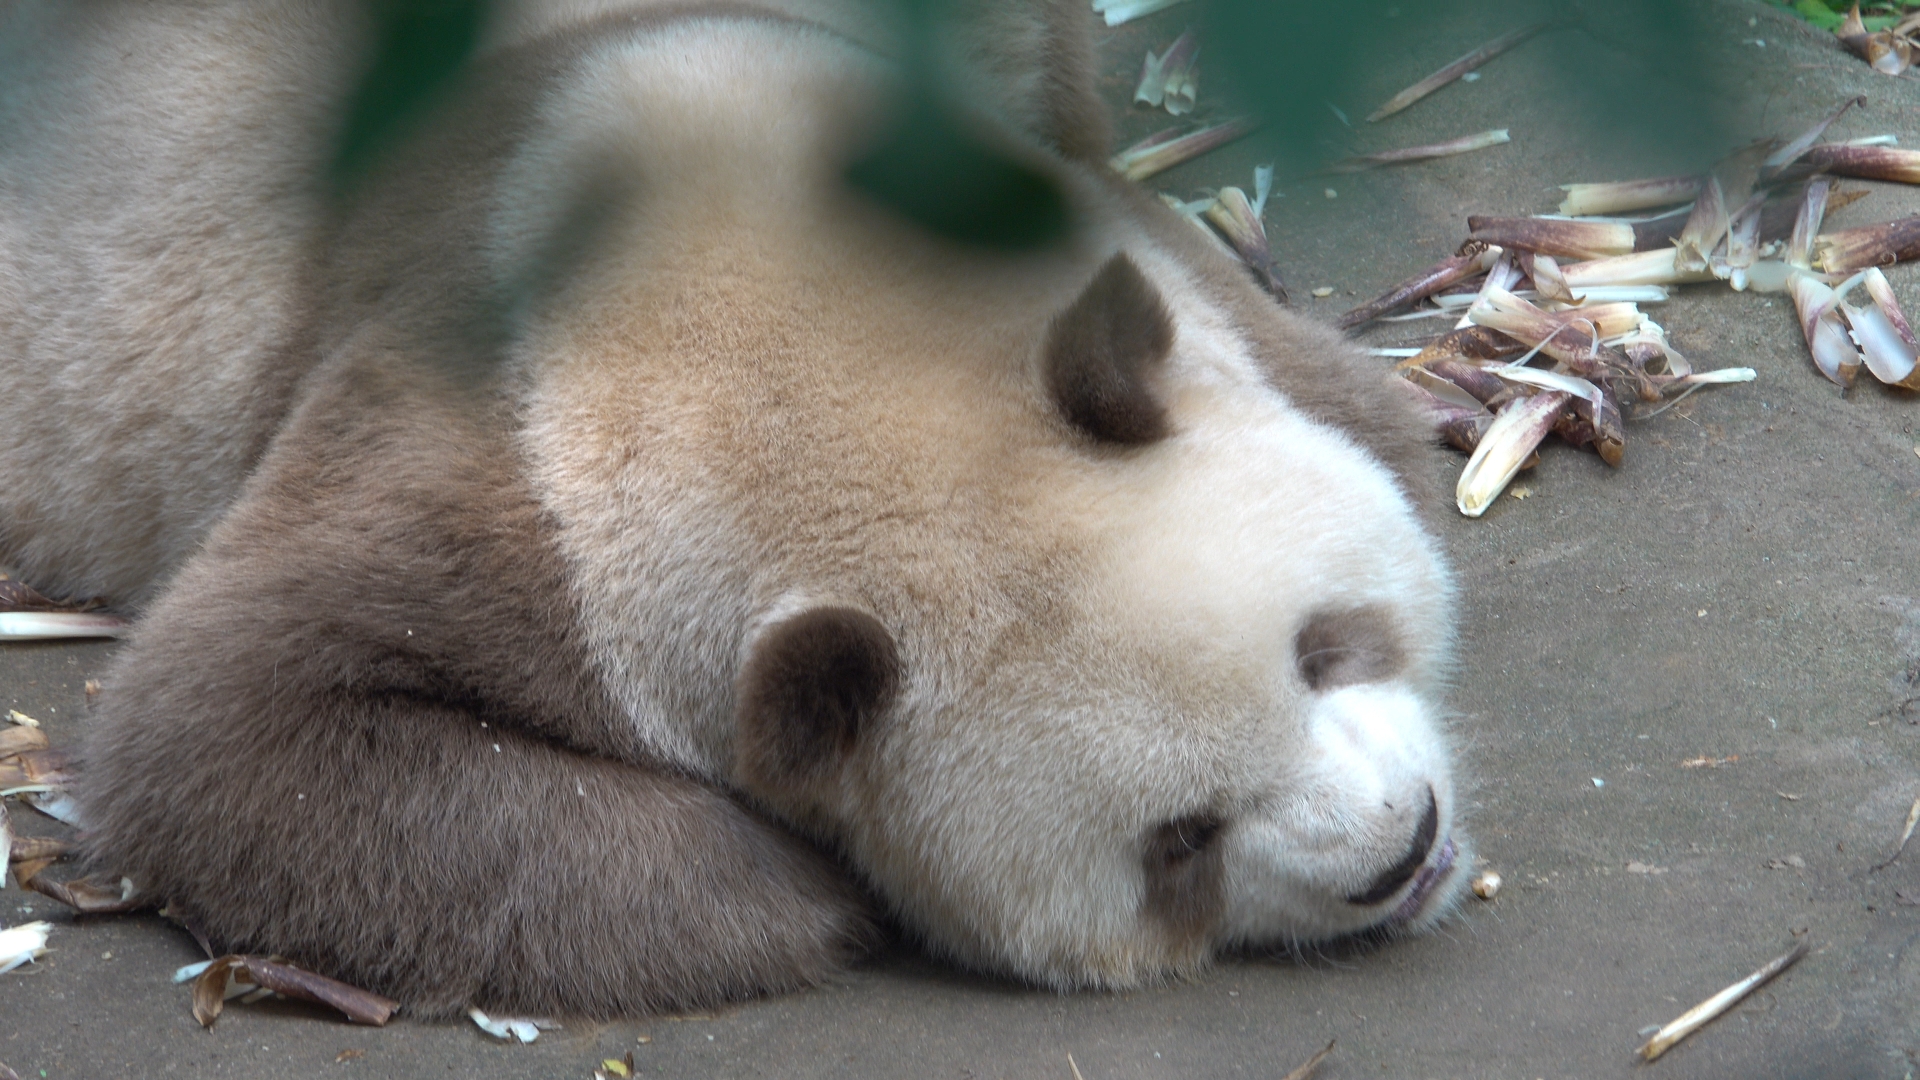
[0,0,1466,1017]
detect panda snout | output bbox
[1345,787,1439,906]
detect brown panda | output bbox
[0,0,1466,1017]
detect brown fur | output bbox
[1044,254,1174,445]
[735,606,902,789]
[78,353,875,1018]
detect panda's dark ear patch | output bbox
[735,606,900,789]
[1044,254,1174,445]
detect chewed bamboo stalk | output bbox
[1111,118,1256,181]
[1401,370,1493,453]
[1454,250,1523,329]
[1135,30,1199,115]
[1525,253,1573,303]
[1159,193,1233,254]
[0,612,130,640]
[1425,360,1512,407]
[1814,216,1920,273]
[1204,187,1285,299]
[1337,247,1497,329]
[1466,216,1633,261]
[1366,22,1550,122]
[1629,205,1695,252]
[1639,943,1809,1062]
[1457,391,1568,516]
[1410,325,1527,367]
[1788,178,1831,270]
[1092,0,1191,28]
[1673,176,1727,275]
[1788,269,1863,387]
[1432,285,1668,309]
[1558,175,1700,216]
[1465,290,1613,377]
[1842,267,1920,387]
[1761,95,1867,178]
[1323,130,1509,174]
[1713,193,1767,290]
[1560,249,1717,288]
[1799,143,1920,183]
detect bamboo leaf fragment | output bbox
[1110,118,1257,181]
[1366,23,1549,122]
[1557,176,1701,217]
[1323,129,1510,174]
[1638,942,1809,1061]
[1457,391,1569,517]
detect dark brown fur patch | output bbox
[1140,812,1226,948]
[76,354,876,1019]
[735,606,900,789]
[1294,606,1406,691]
[1044,254,1174,445]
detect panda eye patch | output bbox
[1147,812,1224,865]
[1294,606,1405,691]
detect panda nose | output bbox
[1344,787,1439,906]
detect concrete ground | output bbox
[5,1,1920,1076]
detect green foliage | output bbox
[1765,0,1919,30]
[1204,0,1737,174]
[844,94,1070,250]
[329,0,487,196]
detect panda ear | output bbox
[1044,253,1174,445]
[735,606,901,789]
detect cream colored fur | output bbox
[3,0,1468,995]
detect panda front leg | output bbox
[75,675,875,1019]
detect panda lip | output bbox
[1384,836,1457,925]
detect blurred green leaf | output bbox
[1203,0,1739,176]
[330,0,488,195]
[844,91,1070,250]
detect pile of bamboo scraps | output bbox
[1343,96,1920,517]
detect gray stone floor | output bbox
[5,1,1920,1076]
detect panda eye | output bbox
[1294,606,1406,691]
[1147,812,1224,865]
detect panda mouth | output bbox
[1384,836,1457,925]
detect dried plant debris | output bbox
[0,580,106,613]
[1871,795,1920,871]
[1339,246,1499,329]
[0,748,73,793]
[1090,0,1189,28]
[1134,30,1199,116]
[1637,942,1809,1061]
[1322,129,1510,174]
[1279,1039,1337,1080]
[0,921,50,974]
[1346,95,1920,514]
[0,725,48,759]
[1836,4,1920,76]
[1109,118,1256,182]
[182,955,399,1029]
[1367,23,1549,122]
[596,1052,637,1080]
[19,868,150,915]
[469,1008,562,1043]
